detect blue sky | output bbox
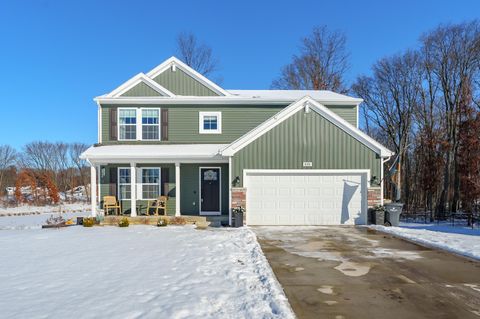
[0,0,478,148]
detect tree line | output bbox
[272,21,480,216]
[0,142,89,205]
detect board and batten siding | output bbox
[152,67,219,96]
[231,109,381,187]
[100,104,358,144]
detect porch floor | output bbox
[101,215,229,227]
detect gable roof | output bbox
[106,73,175,98]
[146,56,231,96]
[221,96,394,158]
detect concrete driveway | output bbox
[254,226,480,319]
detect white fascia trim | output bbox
[94,96,361,105]
[222,96,394,158]
[107,73,176,98]
[146,56,231,96]
[82,157,228,165]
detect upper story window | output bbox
[119,109,137,140]
[118,108,161,141]
[199,111,222,134]
[142,109,160,140]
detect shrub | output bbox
[169,216,186,225]
[157,217,168,227]
[118,217,129,227]
[83,217,95,227]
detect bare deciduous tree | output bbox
[421,21,480,213]
[272,26,350,92]
[352,50,422,201]
[176,32,219,77]
[0,145,17,196]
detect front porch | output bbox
[81,144,233,224]
[90,162,230,220]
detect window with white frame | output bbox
[142,109,160,140]
[141,168,160,199]
[119,109,137,140]
[118,168,131,199]
[199,112,222,134]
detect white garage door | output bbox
[245,170,368,225]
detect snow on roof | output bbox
[227,90,362,103]
[81,144,229,161]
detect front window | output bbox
[142,109,160,140]
[118,168,131,199]
[199,112,222,134]
[141,168,160,199]
[119,109,137,140]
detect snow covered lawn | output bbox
[369,223,480,260]
[0,202,90,217]
[0,225,294,319]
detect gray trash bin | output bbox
[233,212,244,228]
[384,203,404,226]
[374,210,385,225]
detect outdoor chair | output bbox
[103,196,121,215]
[147,196,168,216]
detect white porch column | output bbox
[175,162,181,216]
[228,157,232,226]
[130,162,137,217]
[90,165,97,217]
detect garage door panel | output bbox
[246,171,367,226]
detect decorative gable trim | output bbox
[146,56,231,96]
[107,73,176,98]
[221,96,394,158]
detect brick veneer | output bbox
[231,188,246,209]
[367,187,382,207]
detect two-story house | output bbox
[81,56,393,226]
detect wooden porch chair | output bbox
[147,196,168,216]
[103,196,121,215]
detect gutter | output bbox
[94,97,364,106]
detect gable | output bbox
[152,67,219,96]
[222,96,393,157]
[231,109,382,187]
[120,81,164,97]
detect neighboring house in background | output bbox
[81,56,393,226]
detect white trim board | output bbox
[107,73,176,98]
[221,96,394,158]
[199,166,222,216]
[94,96,363,105]
[146,56,231,97]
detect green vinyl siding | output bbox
[100,104,358,144]
[179,163,229,216]
[98,163,228,216]
[153,67,219,96]
[101,105,283,144]
[121,82,163,97]
[324,104,357,126]
[232,109,381,187]
[99,164,176,215]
